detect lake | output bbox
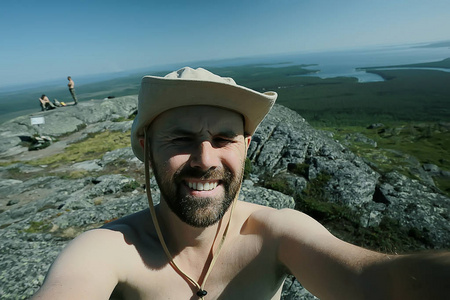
[203,42,450,82]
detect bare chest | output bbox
[113,236,285,300]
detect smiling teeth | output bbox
[187,181,218,191]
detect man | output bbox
[38,94,56,111]
[33,67,449,299]
[67,76,78,105]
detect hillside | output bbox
[0,97,449,299]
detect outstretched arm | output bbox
[359,251,450,299]
[272,208,449,300]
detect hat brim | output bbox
[131,76,277,161]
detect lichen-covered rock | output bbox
[378,171,450,248]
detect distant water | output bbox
[203,43,450,82]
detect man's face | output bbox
[148,106,251,228]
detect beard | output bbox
[150,153,244,228]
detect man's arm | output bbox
[359,251,450,299]
[32,229,121,300]
[270,208,449,300]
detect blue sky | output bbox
[1,0,450,89]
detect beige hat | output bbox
[131,67,277,161]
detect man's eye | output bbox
[214,137,232,145]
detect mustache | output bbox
[174,165,230,182]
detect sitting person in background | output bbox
[38,94,56,111]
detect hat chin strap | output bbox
[144,129,239,299]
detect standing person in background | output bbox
[67,76,78,105]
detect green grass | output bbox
[23,220,52,233]
[121,180,141,192]
[28,130,131,167]
[319,123,450,196]
[323,124,450,169]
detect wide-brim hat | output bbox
[131,67,277,161]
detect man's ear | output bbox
[245,136,252,150]
[139,138,152,167]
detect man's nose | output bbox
[189,140,219,170]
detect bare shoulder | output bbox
[31,231,120,299]
[32,210,151,299]
[102,209,151,235]
[241,202,331,238]
[49,218,143,276]
[68,209,152,250]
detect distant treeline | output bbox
[1,59,449,127]
[358,57,450,70]
[206,62,450,127]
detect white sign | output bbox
[31,116,45,125]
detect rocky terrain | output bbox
[0,96,448,299]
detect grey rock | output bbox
[0,179,23,188]
[100,147,140,167]
[240,179,296,209]
[378,171,450,247]
[423,163,440,173]
[0,96,138,159]
[367,123,384,129]
[71,160,103,171]
[250,105,380,208]
[282,276,318,300]
[343,132,377,147]
[441,170,450,178]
